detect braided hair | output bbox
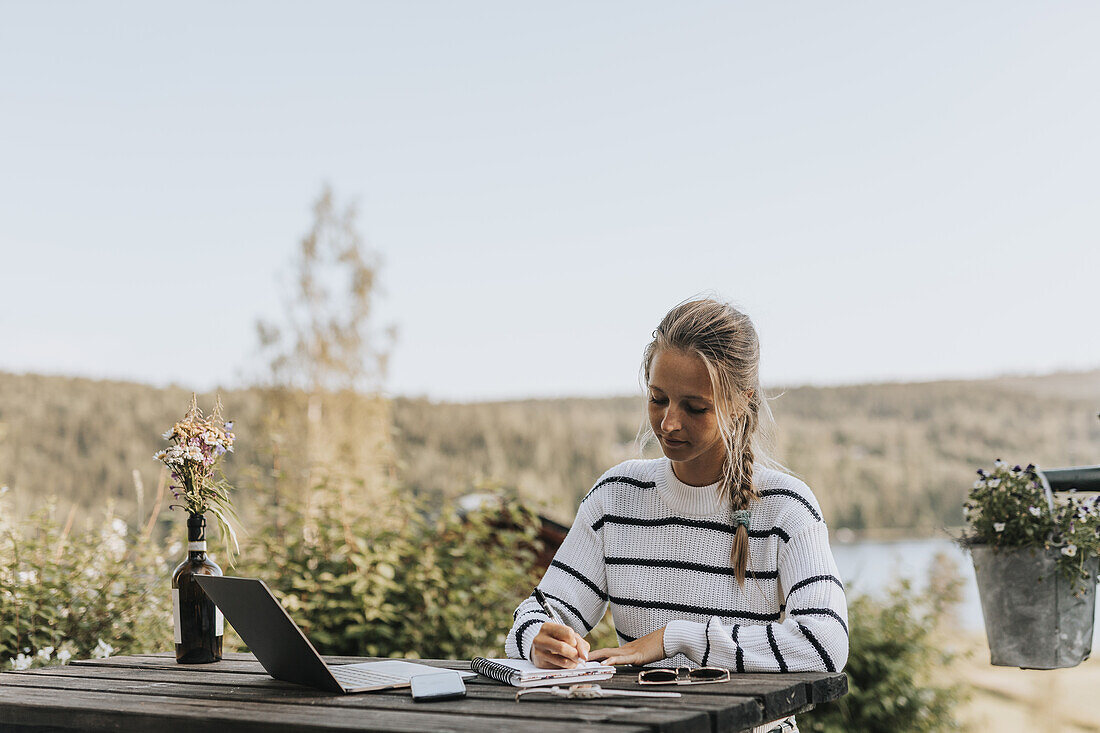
[641,297,778,586]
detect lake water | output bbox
[834,537,1100,652]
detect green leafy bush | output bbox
[1,478,583,668]
[802,579,967,733]
[0,495,171,670]
[240,484,546,659]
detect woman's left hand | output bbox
[588,627,666,666]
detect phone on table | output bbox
[409,671,467,702]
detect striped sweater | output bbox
[506,457,848,674]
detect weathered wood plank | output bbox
[593,671,806,722]
[0,686,655,733]
[48,655,844,732]
[19,664,766,732]
[70,655,844,708]
[21,664,296,688]
[770,671,848,704]
[0,672,711,733]
[69,655,273,675]
[66,654,474,679]
[77,653,462,665]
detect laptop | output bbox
[194,575,473,694]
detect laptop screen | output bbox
[194,575,343,693]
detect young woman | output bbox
[505,298,848,733]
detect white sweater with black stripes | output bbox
[506,457,848,674]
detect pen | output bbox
[534,588,587,663]
[533,587,564,624]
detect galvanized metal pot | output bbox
[970,545,1098,669]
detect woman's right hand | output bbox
[530,622,591,669]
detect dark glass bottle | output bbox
[172,513,223,663]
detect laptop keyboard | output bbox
[331,666,407,688]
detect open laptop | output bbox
[194,575,473,694]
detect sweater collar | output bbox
[656,458,725,517]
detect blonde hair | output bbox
[640,297,780,586]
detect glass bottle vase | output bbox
[171,513,223,663]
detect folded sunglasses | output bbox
[637,666,731,685]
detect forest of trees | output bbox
[1,368,1097,533]
[388,370,1100,531]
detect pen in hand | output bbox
[534,588,588,662]
[533,587,563,624]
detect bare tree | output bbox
[254,186,396,537]
[257,186,393,393]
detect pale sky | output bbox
[2,2,1098,401]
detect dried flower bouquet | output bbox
[154,394,241,561]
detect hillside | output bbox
[391,372,1100,529]
[1,370,1098,531]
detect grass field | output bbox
[952,632,1100,732]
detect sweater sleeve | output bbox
[662,522,849,672]
[505,497,609,661]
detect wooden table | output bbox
[0,653,847,732]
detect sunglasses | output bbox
[637,666,731,686]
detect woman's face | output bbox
[647,348,726,486]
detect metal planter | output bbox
[970,545,1097,669]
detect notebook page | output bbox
[480,659,614,680]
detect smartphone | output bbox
[409,671,467,702]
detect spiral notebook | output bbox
[470,658,616,687]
